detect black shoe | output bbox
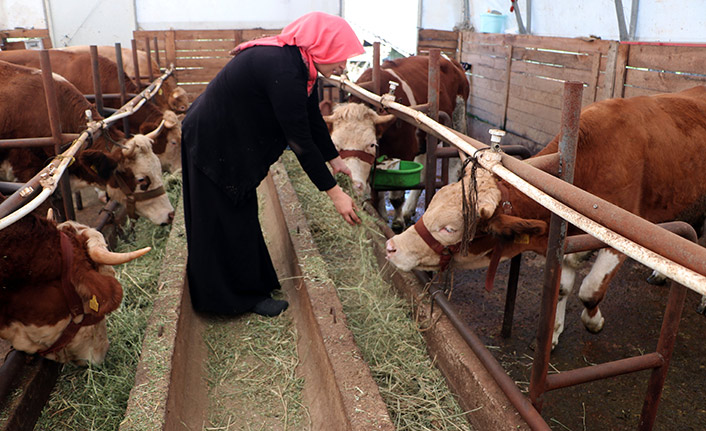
[251,298,289,317]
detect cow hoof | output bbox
[646,270,667,286]
[581,309,605,333]
[696,298,706,315]
[391,220,405,234]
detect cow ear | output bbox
[79,149,118,181]
[487,214,547,239]
[75,271,123,316]
[374,114,396,138]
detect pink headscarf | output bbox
[231,11,365,94]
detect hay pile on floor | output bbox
[281,151,472,430]
[34,172,182,431]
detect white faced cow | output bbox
[325,55,469,232]
[386,86,706,349]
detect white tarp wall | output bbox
[3,0,706,50]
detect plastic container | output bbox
[373,159,424,188]
[479,13,506,33]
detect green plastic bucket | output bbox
[373,159,424,188]
[480,13,506,33]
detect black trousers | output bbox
[182,151,280,315]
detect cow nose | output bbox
[161,211,175,226]
[386,238,397,258]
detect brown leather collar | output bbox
[38,232,102,357]
[338,149,376,165]
[113,171,166,219]
[413,216,461,271]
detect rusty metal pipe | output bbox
[114,43,131,137]
[545,353,664,391]
[131,39,141,90]
[89,45,105,116]
[0,350,25,404]
[424,49,440,207]
[0,134,79,149]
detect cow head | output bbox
[79,134,175,225]
[139,110,183,173]
[323,103,396,196]
[0,215,150,365]
[385,161,547,271]
[168,86,189,113]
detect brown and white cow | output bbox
[0,49,183,172]
[0,60,174,225]
[325,55,470,231]
[0,201,150,365]
[385,86,706,348]
[60,45,189,113]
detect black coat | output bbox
[182,45,338,203]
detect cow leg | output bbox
[578,248,627,333]
[401,154,427,227]
[553,252,592,349]
[389,190,406,233]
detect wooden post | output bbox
[613,43,630,98]
[589,51,602,102]
[601,41,620,101]
[165,30,177,69]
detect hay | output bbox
[281,151,472,430]
[34,172,182,431]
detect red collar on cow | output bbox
[413,216,461,272]
[38,232,102,357]
[338,149,376,165]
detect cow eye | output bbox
[137,176,150,191]
[442,226,457,234]
[369,142,378,148]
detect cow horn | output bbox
[322,114,334,125]
[145,119,166,140]
[374,114,396,124]
[88,243,152,265]
[47,208,55,222]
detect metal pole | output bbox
[424,49,440,207]
[39,50,75,221]
[89,45,105,117]
[529,81,583,410]
[114,43,132,137]
[145,37,154,81]
[153,36,161,70]
[131,39,142,90]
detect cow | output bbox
[0,201,150,365]
[0,49,183,173]
[324,55,470,232]
[0,60,175,225]
[385,86,706,349]
[60,45,189,113]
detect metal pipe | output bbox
[153,36,161,69]
[0,350,25,404]
[89,45,105,116]
[40,50,75,221]
[145,37,154,81]
[0,134,79,149]
[545,353,664,391]
[114,43,131,137]
[424,49,440,207]
[131,39,141,90]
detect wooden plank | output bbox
[165,30,177,68]
[468,105,503,127]
[500,45,514,128]
[508,95,563,126]
[505,117,556,146]
[418,39,458,50]
[240,29,280,39]
[172,29,249,40]
[461,40,509,57]
[613,43,630,98]
[176,67,224,82]
[174,39,237,51]
[506,104,561,137]
[469,64,508,82]
[623,68,706,94]
[510,59,593,83]
[504,34,611,55]
[419,29,458,41]
[176,57,230,69]
[462,52,508,69]
[471,81,507,105]
[601,41,620,101]
[0,28,49,38]
[512,47,597,71]
[589,51,602,101]
[628,44,706,75]
[461,31,506,47]
[508,81,563,108]
[622,86,666,98]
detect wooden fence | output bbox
[457,32,706,151]
[0,29,52,50]
[133,29,281,102]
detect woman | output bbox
[181,12,364,317]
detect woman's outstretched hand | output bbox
[329,156,352,178]
[326,185,361,226]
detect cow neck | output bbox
[413,216,460,272]
[38,232,102,357]
[112,171,166,219]
[338,149,376,165]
